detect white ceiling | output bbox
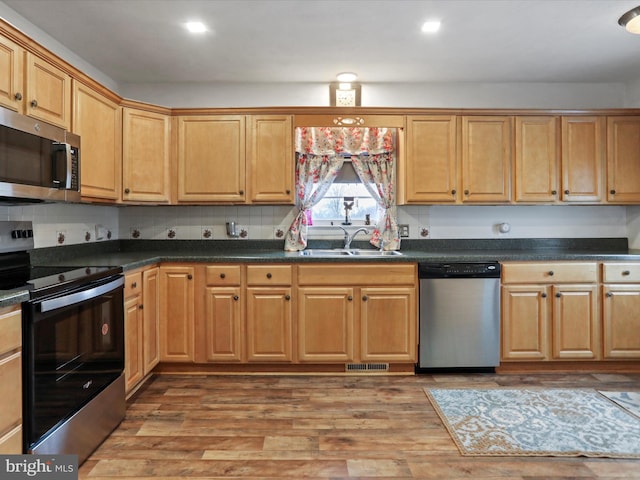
[2,0,640,86]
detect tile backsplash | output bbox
[0,203,631,249]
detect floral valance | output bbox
[295,127,394,156]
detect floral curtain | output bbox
[352,152,400,250]
[284,153,344,251]
[284,126,397,251]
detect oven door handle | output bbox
[38,276,124,313]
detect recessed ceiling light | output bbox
[336,72,357,82]
[185,21,207,34]
[421,20,441,33]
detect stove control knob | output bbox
[11,230,20,239]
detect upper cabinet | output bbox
[606,116,640,203]
[461,116,512,203]
[514,116,560,203]
[176,114,293,204]
[0,34,71,129]
[122,107,171,203]
[72,81,122,202]
[560,116,604,203]
[403,115,458,203]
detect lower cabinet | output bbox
[297,264,417,364]
[159,264,195,362]
[124,266,160,393]
[0,305,22,453]
[502,262,600,362]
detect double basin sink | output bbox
[299,249,403,257]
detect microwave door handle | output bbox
[50,143,72,188]
[38,276,124,313]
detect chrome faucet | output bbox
[339,226,369,249]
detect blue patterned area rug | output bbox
[424,388,640,458]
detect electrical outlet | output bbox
[398,224,410,238]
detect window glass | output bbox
[311,182,378,224]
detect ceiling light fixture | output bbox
[336,72,357,83]
[618,6,640,34]
[421,20,441,33]
[185,21,207,33]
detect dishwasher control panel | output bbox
[418,262,501,278]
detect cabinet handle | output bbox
[548,271,554,276]
[564,189,570,195]
[239,190,244,195]
[451,189,457,195]
[286,189,291,194]
[555,292,562,298]
[187,274,193,280]
[131,282,137,288]
[233,295,239,301]
[220,273,226,279]
[362,295,369,301]
[606,292,613,297]
[464,190,470,196]
[266,273,272,279]
[610,189,616,195]
[14,92,22,101]
[622,270,631,276]
[285,294,291,301]
[551,190,557,195]
[30,99,38,108]
[139,304,144,310]
[541,293,547,298]
[347,295,353,301]
[124,188,131,194]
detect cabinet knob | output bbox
[464,190,470,196]
[220,273,226,279]
[362,295,369,301]
[555,292,562,298]
[233,295,239,301]
[564,189,570,195]
[610,189,616,195]
[187,274,193,280]
[451,189,457,195]
[14,92,22,101]
[266,273,272,279]
[551,190,557,195]
[622,270,631,276]
[30,99,38,108]
[124,188,131,194]
[131,282,137,288]
[285,294,291,301]
[347,295,353,301]
[606,292,613,297]
[139,304,144,310]
[548,271,554,276]
[541,292,547,298]
[286,189,291,194]
[239,190,244,195]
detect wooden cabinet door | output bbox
[159,265,195,362]
[602,285,640,359]
[122,107,170,203]
[124,295,143,392]
[0,33,24,112]
[177,115,245,202]
[551,284,599,359]
[72,81,122,202]
[248,115,294,204]
[461,116,512,203]
[298,287,355,362]
[204,287,243,362]
[501,285,549,361]
[514,116,559,202]
[142,267,160,374]
[404,115,458,203]
[25,52,71,129]
[360,287,417,362]
[561,116,604,203]
[0,351,21,452]
[246,287,293,362]
[606,116,640,203]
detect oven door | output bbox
[23,275,124,451]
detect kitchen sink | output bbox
[299,249,403,257]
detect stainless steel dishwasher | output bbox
[418,262,501,370]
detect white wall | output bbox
[627,206,640,249]
[625,78,640,107]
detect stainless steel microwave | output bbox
[0,106,80,203]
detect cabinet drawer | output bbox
[298,264,416,286]
[502,262,597,284]
[246,265,292,285]
[602,263,640,283]
[0,307,21,355]
[0,425,22,454]
[206,265,241,286]
[124,271,142,298]
[0,352,21,435]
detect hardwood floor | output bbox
[79,372,640,479]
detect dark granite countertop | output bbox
[2,238,639,308]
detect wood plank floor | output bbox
[79,372,640,479]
